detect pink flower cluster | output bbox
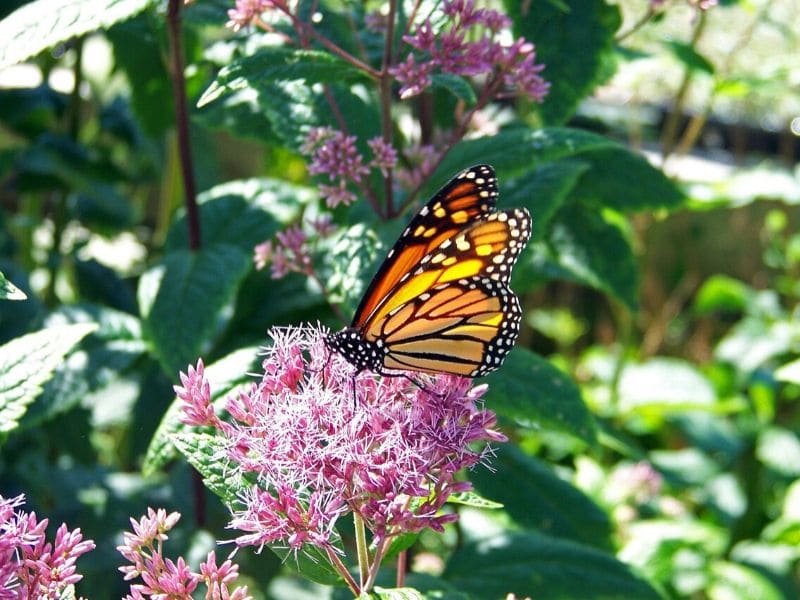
[253,215,334,279]
[226,0,285,31]
[390,0,549,101]
[118,508,251,600]
[176,326,505,557]
[0,494,95,598]
[302,127,398,208]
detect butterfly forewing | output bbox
[351,164,498,329]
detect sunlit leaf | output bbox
[0,323,96,436]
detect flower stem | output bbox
[325,545,360,596]
[354,512,370,589]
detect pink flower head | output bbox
[367,138,398,176]
[305,128,369,184]
[389,53,434,99]
[393,0,549,102]
[226,0,284,31]
[118,510,251,599]
[177,325,506,556]
[252,224,314,279]
[0,494,95,597]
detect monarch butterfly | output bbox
[325,164,531,377]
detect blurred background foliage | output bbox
[0,0,799,597]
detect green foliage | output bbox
[444,531,660,599]
[0,0,154,69]
[1,0,798,597]
[0,271,26,300]
[0,323,95,436]
[505,0,621,124]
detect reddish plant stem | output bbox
[399,74,504,215]
[166,0,205,526]
[380,0,399,217]
[166,0,201,251]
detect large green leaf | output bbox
[166,177,312,252]
[173,431,250,505]
[469,445,611,549]
[0,271,26,300]
[504,0,621,124]
[107,16,174,137]
[502,159,590,242]
[19,305,145,429]
[444,531,661,599]
[485,347,596,445]
[431,127,618,191]
[257,80,322,150]
[198,47,370,108]
[544,204,639,310]
[708,561,784,600]
[139,244,252,376]
[571,148,685,211]
[0,323,96,436]
[0,0,154,69]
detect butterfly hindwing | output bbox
[378,275,523,377]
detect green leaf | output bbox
[570,148,685,211]
[757,427,800,478]
[502,159,590,242]
[545,204,639,310]
[143,345,261,476]
[107,16,174,137]
[194,88,279,143]
[486,347,596,444]
[139,244,252,376]
[198,47,370,108]
[776,358,800,384]
[173,432,249,504]
[19,304,145,429]
[708,561,783,600]
[256,80,321,150]
[318,223,382,317]
[470,445,611,549]
[0,0,154,70]
[505,0,621,124]
[166,177,312,252]
[665,40,715,75]
[444,531,661,599]
[0,271,26,300]
[368,588,426,600]
[694,274,752,314]
[430,73,477,105]
[432,127,618,188]
[618,358,717,417]
[715,317,794,375]
[0,323,96,436]
[448,491,503,510]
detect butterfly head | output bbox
[325,327,386,374]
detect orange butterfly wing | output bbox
[351,164,498,329]
[326,164,531,377]
[363,209,531,376]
